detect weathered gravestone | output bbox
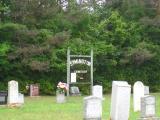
[30,84,39,97]
[56,92,66,103]
[92,85,103,99]
[18,93,24,104]
[0,91,7,105]
[84,96,102,120]
[144,86,150,95]
[70,86,81,96]
[138,95,160,120]
[134,81,145,112]
[110,81,131,120]
[8,80,19,105]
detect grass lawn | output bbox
[0,93,160,120]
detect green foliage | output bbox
[0,23,27,41]
[38,80,55,95]
[0,42,10,56]
[0,0,160,94]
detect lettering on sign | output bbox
[70,59,91,66]
[74,70,87,73]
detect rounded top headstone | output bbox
[133,81,145,112]
[134,81,144,87]
[8,80,18,86]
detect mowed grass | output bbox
[0,93,160,120]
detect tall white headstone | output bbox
[84,96,102,120]
[133,81,145,112]
[110,81,131,120]
[92,85,103,99]
[8,80,19,104]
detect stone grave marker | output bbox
[110,81,131,120]
[144,86,150,95]
[8,80,19,105]
[70,86,81,96]
[138,95,160,120]
[56,93,66,103]
[84,96,102,120]
[133,81,145,112]
[92,85,103,99]
[0,91,7,105]
[30,84,39,97]
[18,93,24,104]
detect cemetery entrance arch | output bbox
[67,48,93,96]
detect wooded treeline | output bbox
[0,0,160,94]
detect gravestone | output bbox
[0,91,7,105]
[138,95,160,120]
[70,86,81,96]
[84,96,102,120]
[18,93,24,104]
[133,81,145,112]
[8,80,19,105]
[144,86,150,95]
[110,81,131,120]
[92,85,103,99]
[30,84,39,97]
[56,93,66,103]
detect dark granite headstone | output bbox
[70,86,81,96]
[0,91,7,105]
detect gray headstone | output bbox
[56,93,66,103]
[110,81,131,120]
[0,96,5,102]
[0,91,7,105]
[70,86,80,95]
[138,95,160,120]
[141,95,155,118]
[18,93,24,104]
[144,86,150,95]
[84,96,102,120]
[92,85,103,99]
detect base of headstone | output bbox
[84,118,101,120]
[138,117,160,120]
[56,93,66,103]
[7,103,23,108]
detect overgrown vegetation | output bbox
[0,0,160,94]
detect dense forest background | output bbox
[0,0,160,95]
